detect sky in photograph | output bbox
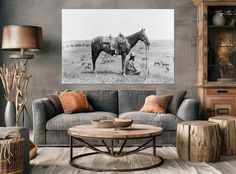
[62,9,174,41]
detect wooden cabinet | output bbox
[204,87,236,118]
[193,0,236,119]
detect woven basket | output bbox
[0,131,24,174]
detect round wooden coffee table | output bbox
[68,124,163,172]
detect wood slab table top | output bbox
[178,120,219,127]
[68,124,163,139]
[209,116,236,121]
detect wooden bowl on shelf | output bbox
[113,118,133,128]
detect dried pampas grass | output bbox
[0,64,16,101]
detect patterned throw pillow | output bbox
[140,95,173,113]
[59,91,93,114]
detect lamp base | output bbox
[9,54,34,59]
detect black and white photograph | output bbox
[62,9,174,84]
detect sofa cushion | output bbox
[84,90,118,114]
[118,90,156,114]
[119,111,183,131]
[140,95,173,113]
[156,88,186,115]
[46,112,117,130]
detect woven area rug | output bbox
[30,147,236,174]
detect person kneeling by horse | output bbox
[125,52,141,75]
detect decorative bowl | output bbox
[91,119,115,128]
[113,118,133,128]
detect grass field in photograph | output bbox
[62,40,174,84]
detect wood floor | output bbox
[30,147,236,174]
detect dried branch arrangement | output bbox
[0,64,16,101]
[0,61,31,125]
[15,61,32,125]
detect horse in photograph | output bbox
[91,28,150,76]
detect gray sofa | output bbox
[32,90,199,146]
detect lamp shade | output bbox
[1,25,43,51]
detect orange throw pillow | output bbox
[59,91,93,114]
[140,95,173,113]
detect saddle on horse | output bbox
[102,34,129,55]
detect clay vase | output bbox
[4,101,16,127]
[212,11,225,26]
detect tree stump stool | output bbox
[176,121,221,162]
[209,116,236,156]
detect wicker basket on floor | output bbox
[29,141,37,160]
[0,131,24,174]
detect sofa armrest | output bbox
[176,99,199,121]
[32,98,47,145]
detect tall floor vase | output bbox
[4,101,16,127]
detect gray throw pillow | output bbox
[47,95,64,115]
[156,88,186,114]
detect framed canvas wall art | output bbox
[62,9,174,84]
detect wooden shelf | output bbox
[196,83,236,88]
[208,46,236,49]
[208,25,236,29]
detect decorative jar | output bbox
[212,10,225,26]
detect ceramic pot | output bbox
[4,101,16,127]
[212,11,225,26]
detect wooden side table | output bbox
[176,121,221,162]
[209,116,236,156]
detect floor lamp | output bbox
[1,25,43,159]
[1,25,43,127]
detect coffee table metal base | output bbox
[69,136,163,172]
